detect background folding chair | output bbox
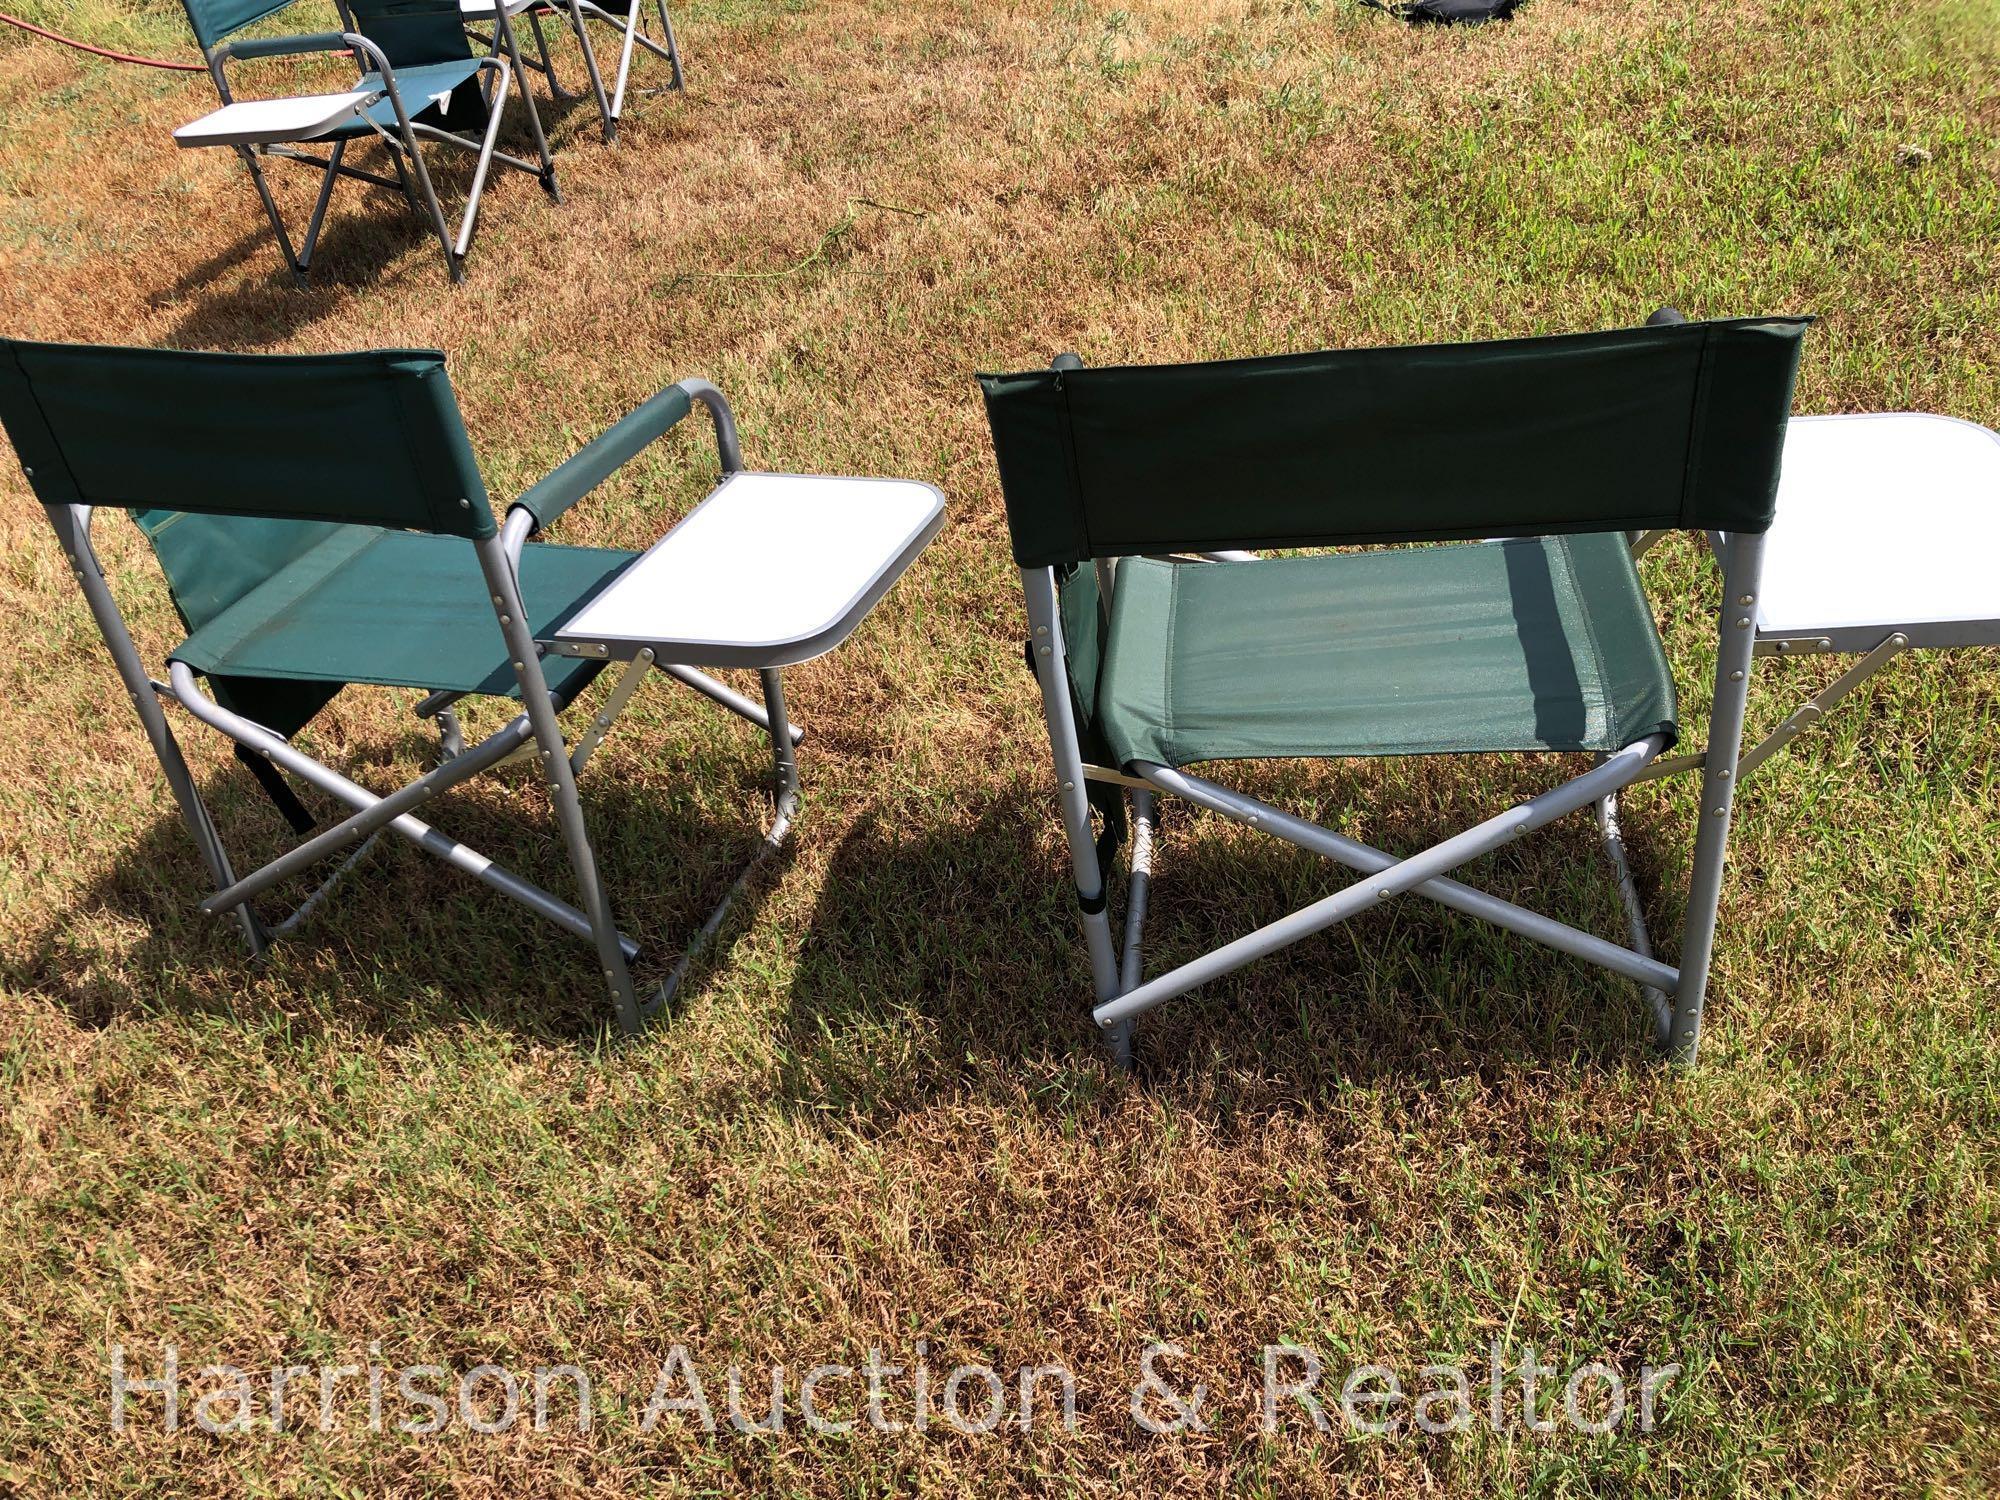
[0,338,939,1033]
[172,0,559,285]
[979,316,1810,1069]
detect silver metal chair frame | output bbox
[1018,371,1767,1070]
[44,384,798,1034]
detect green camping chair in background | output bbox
[979,315,1810,1068]
[0,337,943,1030]
[171,0,560,285]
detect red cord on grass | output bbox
[0,10,207,71]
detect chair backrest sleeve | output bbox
[978,317,1809,567]
[343,0,474,68]
[180,0,299,51]
[0,339,496,539]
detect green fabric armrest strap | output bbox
[224,30,350,59]
[512,382,695,533]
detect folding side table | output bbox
[542,469,945,1001]
[1639,411,2000,783]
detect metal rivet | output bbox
[459,497,471,508]
[493,595,504,606]
[1775,641,1790,653]
[1735,617,1751,630]
[21,466,32,478]
[1738,594,1754,606]
[1718,769,1732,780]
[1061,780,1074,791]
[1729,670,1744,681]
[1034,625,1048,636]
[513,661,525,671]
[499,614,511,625]
[1377,888,1391,900]
[1037,645,1052,657]
[1710,807,1726,817]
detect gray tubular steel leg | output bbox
[298,138,346,271]
[164,663,638,963]
[236,145,306,284]
[1115,789,1156,1062]
[476,537,644,1031]
[606,0,683,117]
[436,707,466,760]
[1668,531,1767,1065]
[491,8,562,202]
[610,0,644,121]
[1097,736,1669,1031]
[1595,791,1672,1042]
[571,649,652,775]
[47,507,267,956]
[650,668,800,1013]
[1021,568,1125,1059]
[655,0,684,90]
[1736,631,1909,781]
[526,9,579,100]
[560,0,618,141]
[273,829,383,935]
[1139,763,1680,996]
[449,60,521,258]
[661,663,805,746]
[377,99,460,281]
[197,711,536,913]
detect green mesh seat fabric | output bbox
[1085,536,1677,769]
[165,525,637,700]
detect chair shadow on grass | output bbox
[772,768,1674,1117]
[13,736,1670,1098]
[7,729,790,1042]
[157,113,592,348]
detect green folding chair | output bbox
[0,337,942,1030]
[172,0,560,285]
[979,315,1809,1068]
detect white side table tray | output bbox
[537,467,944,1012]
[1679,412,2000,780]
[549,471,946,668]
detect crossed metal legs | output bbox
[1023,537,1767,1070]
[233,44,559,287]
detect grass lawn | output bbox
[2,0,1997,1492]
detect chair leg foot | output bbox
[1103,1019,1134,1072]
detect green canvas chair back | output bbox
[345,0,477,70]
[180,0,303,52]
[0,338,496,734]
[0,339,494,534]
[979,317,1810,566]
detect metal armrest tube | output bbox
[674,379,744,473]
[510,381,698,534]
